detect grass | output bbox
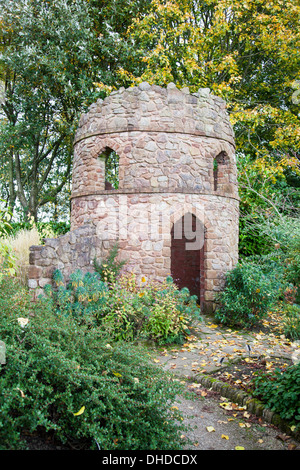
[2,225,56,285]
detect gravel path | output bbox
[152,317,300,451]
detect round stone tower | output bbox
[70,82,239,311]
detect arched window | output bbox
[213,151,228,191]
[99,147,120,190]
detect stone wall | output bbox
[27,222,100,298]
[27,82,239,311]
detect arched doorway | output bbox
[171,213,205,305]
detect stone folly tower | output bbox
[28,82,239,312]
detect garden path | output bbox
[154,317,300,378]
[152,316,300,451]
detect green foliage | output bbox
[8,221,70,238]
[0,203,16,280]
[45,269,109,327]
[93,242,127,285]
[285,238,300,303]
[214,260,283,329]
[255,216,300,300]
[216,215,300,330]
[105,149,120,189]
[44,267,201,345]
[252,363,300,433]
[0,277,188,450]
[281,304,300,341]
[238,216,274,257]
[98,274,202,345]
[140,279,201,345]
[0,0,100,220]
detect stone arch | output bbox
[170,203,204,230]
[89,138,123,191]
[170,212,205,305]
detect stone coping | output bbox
[70,188,240,202]
[74,82,235,147]
[74,127,236,147]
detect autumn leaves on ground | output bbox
[152,310,300,450]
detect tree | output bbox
[0,0,100,221]
[125,0,300,253]
[0,0,154,222]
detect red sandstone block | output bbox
[27,265,42,279]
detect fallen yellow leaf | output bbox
[219,402,233,410]
[235,446,245,450]
[16,388,25,398]
[206,426,215,433]
[221,434,229,440]
[73,406,85,416]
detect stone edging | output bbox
[195,373,300,442]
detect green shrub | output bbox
[286,244,300,303]
[282,304,300,341]
[45,269,202,345]
[96,278,146,342]
[140,278,201,345]
[252,363,300,433]
[8,220,70,237]
[253,216,300,302]
[0,278,188,450]
[93,242,126,285]
[98,274,201,345]
[0,203,17,281]
[214,261,282,328]
[45,268,109,327]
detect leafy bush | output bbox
[253,216,300,301]
[0,203,17,281]
[281,304,300,341]
[8,220,70,237]
[93,242,126,285]
[45,269,202,345]
[0,277,188,450]
[214,260,282,328]
[45,268,109,327]
[140,279,201,345]
[252,363,300,433]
